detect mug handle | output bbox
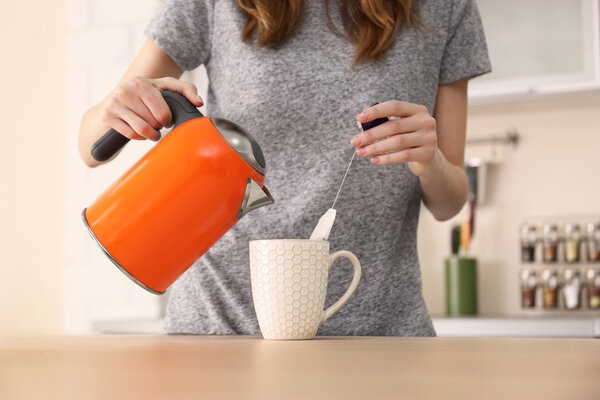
[321,250,362,323]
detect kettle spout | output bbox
[238,178,274,218]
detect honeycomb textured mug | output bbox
[249,239,361,340]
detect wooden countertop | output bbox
[1,335,598,400]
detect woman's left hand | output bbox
[351,100,444,177]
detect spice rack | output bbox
[519,217,600,312]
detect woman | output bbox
[78,0,490,336]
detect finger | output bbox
[102,115,145,140]
[357,100,426,124]
[356,131,422,157]
[124,94,162,130]
[150,77,204,107]
[120,78,164,129]
[370,146,432,165]
[119,106,161,141]
[140,87,173,128]
[351,116,422,147]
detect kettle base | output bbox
[81,209,165,295]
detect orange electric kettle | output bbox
[82,91,274,294]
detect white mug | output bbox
[249,239,361,340]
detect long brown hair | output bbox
[234,0,424,65]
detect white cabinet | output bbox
[469,0,600,103]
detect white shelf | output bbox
[92,318,164,335]
[432,317,600,338]
[91,317,600,338]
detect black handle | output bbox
[360,103,389,131]
[91,90,203,161]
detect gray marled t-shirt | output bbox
[145,0,491,336]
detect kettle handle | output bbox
[90,90,203,162]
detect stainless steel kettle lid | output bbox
[211,117,266,175]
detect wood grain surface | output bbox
[0,335,598,400]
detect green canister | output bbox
[445,256,478,316]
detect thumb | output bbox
[181,83,204,108]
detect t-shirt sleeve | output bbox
[144,0,214,71]
[439,0,492,84]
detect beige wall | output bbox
[420,92,600,317]
[0,1,67,333]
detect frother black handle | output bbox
[91,90,203,162]
[359,103,389,131]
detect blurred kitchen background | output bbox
[1,0,599,337]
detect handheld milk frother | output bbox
[309,111,389,241]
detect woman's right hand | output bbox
[98,76,204,142]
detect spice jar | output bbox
[520,224,537,263]
[585,268,600,309]
[541,268,558,309]
[562,268,582,310]
[587,222,600,262]
[564,223,581,263]
[520,269,537,308]
[542,224,559,263]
